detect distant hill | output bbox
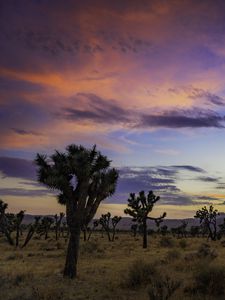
[22,214,225,230]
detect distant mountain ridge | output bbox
[21,214,225,230]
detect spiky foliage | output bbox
[124,191,166,248]
[35,144,118,278]
[195,205,219,241]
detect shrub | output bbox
[197,243,217,259]
[165,249,181,262]
[147,275,181,300]
[179,239,187,249]
[124,259,158,289]
[31,286,65,300]
[192,264,225,296]
[159,236,174,248]
[80,240,104,256]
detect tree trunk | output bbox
[83,228,87,241]
[16,225,19,247]
[55,226,58,240]
[63,226,81,278]
[143,219,147,248]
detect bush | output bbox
[159,236,174,248]
[80,240,104,256]
[124,259,158,289]
[165,249,181,262]
[179,239,187,249]
[197,243,217,259]
[147,275,181,300]
[192,264,225,296]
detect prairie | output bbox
[1,232,225,300]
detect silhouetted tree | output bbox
[22,216,41,248]
[124,191,166,248]
[190,225,200,238]
[15,210,25,247]
[0,200,14,245]
[131,223,138,237]
[195,205,219,241]
[99,212,112,241]
[38,216,54,239]
[111,216,122,241]
[54,213,65,240]
[155,218,163,233]
[35,144,118,278]
[87,220,99,241]
[218,218,225,237]
[160,225,168,236]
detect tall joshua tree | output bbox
[124,191,166,248]
[35,144,118,278]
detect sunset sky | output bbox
[1,0,225,218]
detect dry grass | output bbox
[1,232,225,299]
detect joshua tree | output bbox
[131,223,138,237]
[22,216,41,248]
[38,216,54,240]
[35,144,118,278]
[54,213,65,240]
[218,218,225,237]
[155,218,163,233]
[0,200,14,245]
[124,191,166,248]
[99,213,121,241]
[190,225,200,238]
[99,212,112,241]
[160,225,168,236]
[195,205,219,241]
[111,216,122,241]
[87,220,99,241]
[15,210,25,247]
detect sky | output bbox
[1,0,225,218]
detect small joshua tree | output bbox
[99,213,121,241]
[218,218,225,237]
[87,220,99,241]
[38,216,54,240]
[15,210,25,247]
[124,191,166,248]
[155,218,163,233]
[0,200,14,245]
[195,205,219,241]
[99,212,112,241]
[131,224,138,237]
[111,216,122,241]
[22,216,41,248]
[54,213,65,240]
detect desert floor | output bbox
[0,232,225,300]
